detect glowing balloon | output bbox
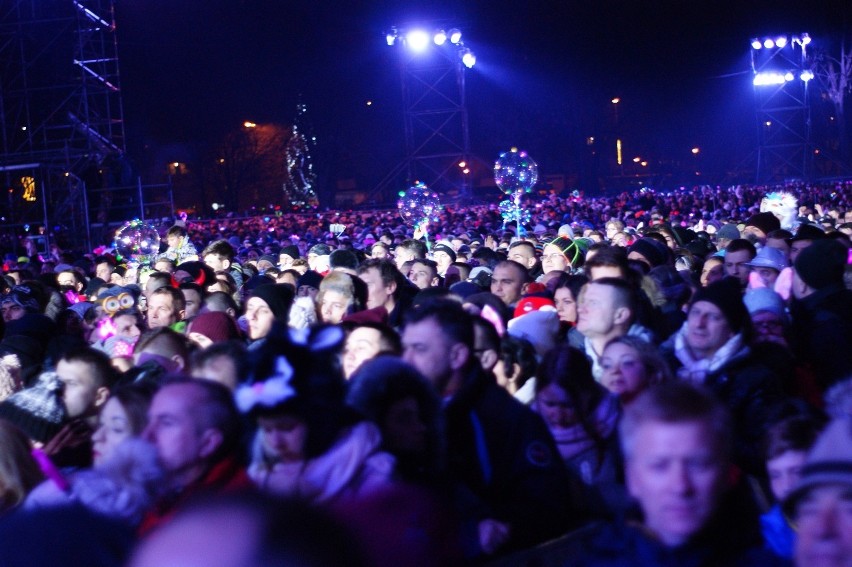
[397,182,442,229]
[113,219,160,263]
[494,148,538,195]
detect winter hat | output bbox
[513,296,556,319]
[716,223,740,241]
[431,244,457,263]
[467,267,492,289]
[557,224,575,239]
[745,212,781,235]
[449,281,482,300]
[187,311,241,343]
[250,284,295,320]
[629,237,668,268]
[173,261,216,287]
[85,277,107,297]
[329,249,359,270]
[743,288,787,319]
[308,243,332,257]
[648,265,689,303]
[507,310,560,358]
[746,246,787,272]
[67,301,95,320]
[280,245,300,260]
[547,236,586,268]
[297,270,323,290]
[794,239,847,290]
[689,277,749,333]
[1,285,41,313]
[788,223,826,243]
[256,254,278,268]
[0,371,67,443]
[784,418,852,516]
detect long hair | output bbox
[0,419,44,512]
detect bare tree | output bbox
[814,41,852,163]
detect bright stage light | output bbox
[751,39,762,50]
[406,30,430,52]
[784,72,794,81]
[753,72,787,86]
[800,70,814,82]
[449,28,462,44]
[763,39,775,49]
[775,36,787,48]
[461,49,476,68]
[433,30,447,45]
[801,33,811,45]
[386,33,396,46]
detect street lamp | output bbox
[243,121,257,128]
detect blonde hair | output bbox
[0,420,43,511]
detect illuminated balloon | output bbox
[494,147,538,195]
[397,182,442,229]
[113,219,161,263]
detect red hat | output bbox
[513,296,556,319]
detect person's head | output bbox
[91,382,155,467]
[585,245,629,280]
[246,284,295,340]
[112,309,144,341]
[146,286,185,329]
[699,255,724,287]
[142,378,242,490]
[763,416,823,502]
[402,300,473,396]
[541,237,584,274]
[785,419,852,567]
[430,243,456,275]
[606,219,625,240]
[788,224,827,264]
[369,242,390,260]
[507,241,537,271]
[179,282,205,320]
[685,277,750,360]
[203,291,239,319]
[94,255,115,282]
[743,212,781,246]
[57,348,117,422]
[393,239,426,270]
[628,237,669,269]
[576,278,637,340]
[306,243,332,273]
[0,420,43,512]
[153,258,176,274]
[166,225,188,249]
[190,341,248,391]
[316,272,365,324]
[341,323,401,379]
[144,271,172,299]
[408,259,438,289]
[600,335,671,404]
[57,269,86,294]
[134,327,191,373]
[620,382,731,547]
[493,334,538,394]
[534,344,608,432]
[743,288,788,344]
[550,273,588,325]
[356,259,401,311]
[1,285,41,322]
[792,239,848,301]
[723,239,756,287]
[471,315,501,373]
[745,246,787,289]
[490,260,529,306]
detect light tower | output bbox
[751,33,814,183]
[374,23,475,203]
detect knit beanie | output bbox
[188,311,241,342]
[717,224,741,241]
[743,288,786,319]
[629,237,668,268]
[507,310,560,358]
[745,212,781,235]
[547,236,586,268]
[794,239,847,290]
[0,371,67,443]
[513,296,556,319]
[297,270,324,290]
[257,254,278,268]
[690,278,749,333]
[250,284,295,320]
[280,245,300,260]
[1,285,41,313]
[329,249,359,270]
[431,244,457,263]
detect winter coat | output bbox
[761,504,795,559]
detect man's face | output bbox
[541,244,569,273]
[508,246,536,270]
[203,254,228,272]
[358,267,394,310]
[394,247,414,270]
[114,313,142,340]
[142,384,212,488]
[1,302,25,322]
[402,318,456,393]
[371,246,389,260]
[724,249,753,286]
[166,234,180,249]
[794,484,852,567]
[685,300,733,359]
[147,293,180,328]
[58,272,81,292]
[790,239,814,264]
[245,296,275,340]
[753,267,780,289]
[96,262,112,281]
[626,420,727,547]
[432,251,453,274]
[576,283,619,338]
[742,226,767,246]
[490,264,525,306]
[408,262,436,289]
[182,289,202,319]
[319,290,350,324]
[57,359,102,419]
[342,326,383,378]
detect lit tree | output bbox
[282,100,319,208]
[813,40,852,163]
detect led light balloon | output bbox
[494,148,539,195]
[113,219,160,264]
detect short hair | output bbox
[403,299,474,349]
[586,277,638,322]
[204,291,239,314]
[94,255,115,268]
[179,281,206,300]
[344,322,402,355]
[726,238,756,258]
[146,271,173,290]
[585,245,629,276]
[494,259,531,283]
[508,240,536,256]
[619,382,731,462]
[150,286,186,315]
[411,257,438,275]
[166,225,187,238]
[357,258,405,292]
[397,239,427,260]
[764,415,823,461]
[58,269,86,288]
[603,335,672,386]
[190,341,249,386]
[472,315,500,352]
[202,240,236,262]
[60,347,118,390]
[135,327,190,363]
[606,219,625,232]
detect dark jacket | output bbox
[789,284,852,391]
[444,364,588,551]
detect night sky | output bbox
[115,1,850,193]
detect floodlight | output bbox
[461,49,476,68]
[775,36,787,48]
[784,72,794,81]
[449,28,462,44]
[753,72,787,86]
[763,39,775,49]
[433,30,447,45]
[386,33,396,46]
[406,30,430,52]
[751,39,762,50]
[801,33,811,45]
[800,70,814,82]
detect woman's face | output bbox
[553,287,578,324]
[245,296,275,340]
[258,414,308,464]
[700,257,724,287]
[536,383,576,429]
[91,398,132,466]
[600,342,648,402]
[319,290,350,324]
[541,244,569,274]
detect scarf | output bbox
[673,323,746,385]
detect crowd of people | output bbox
[0,181,849,566]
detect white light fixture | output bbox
[448,28,462,44]
[406,29,430,52]
[800,70,814,82]
[461,49,476,68]
[433,30,447,45]
[764,38,775,49]
[751,39,762,50]
[775,36,787,48]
